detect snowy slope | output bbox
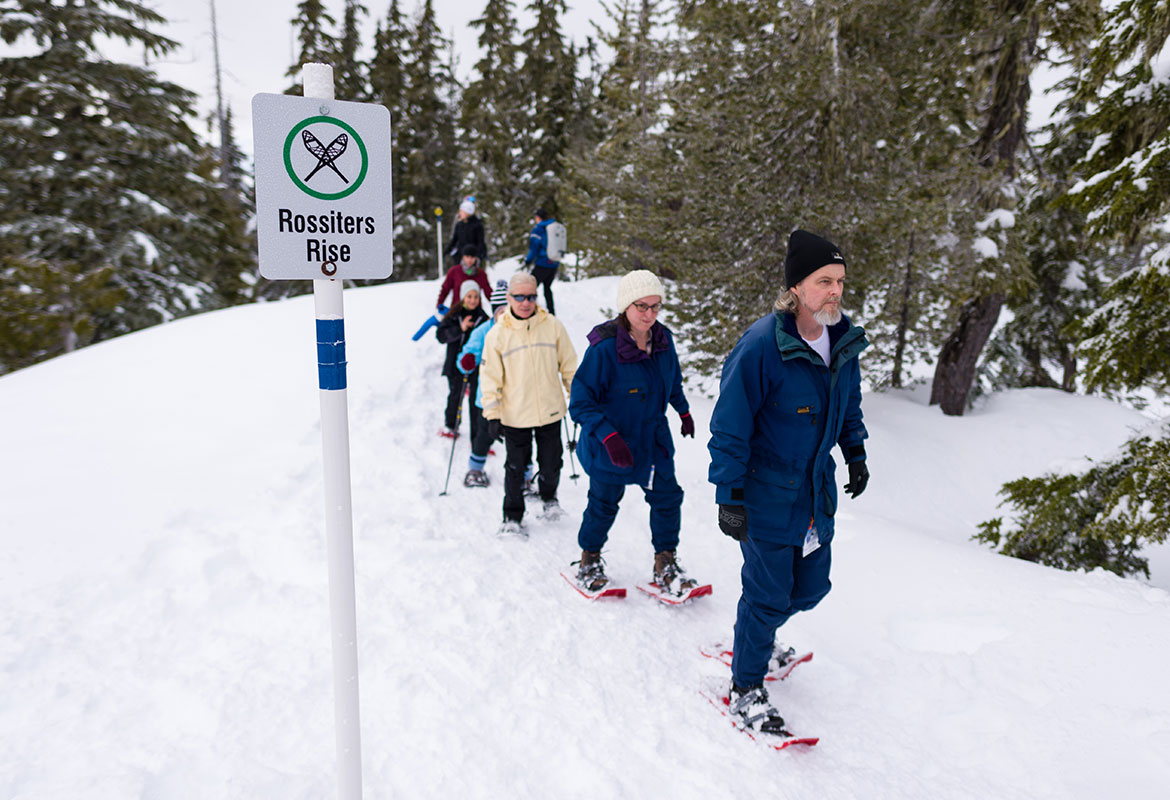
[2,272,1169,800]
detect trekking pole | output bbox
[439,373,469,496]
[564,417,580,481]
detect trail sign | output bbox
[252,93,393,280]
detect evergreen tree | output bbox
[0,0,240,374]
[286,0,339,93]
[977,1,1170,579]
[515,0,577,216]
[395,0,461,280]
[461,0,525,257]
[927,0,1099,414]
[202,107,257,307]
[619,0,981,379]
[336,0,370,102]
[369,0,409,256]
[561,0,675,281]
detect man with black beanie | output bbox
[706,228,870,739]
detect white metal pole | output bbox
[435,207,444,279]
[303,62,363,800]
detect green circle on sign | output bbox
[283,115,369,200]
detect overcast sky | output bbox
[131,0,609,156]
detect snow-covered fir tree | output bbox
[978,0,1170,578]
[630,0,980,379]
[396,0,460,280]
[515,0,577,216]
[370,0,409,253]
[286,0,339,93]
[335,0,370,103]
[460,0,525,257]
[928,0,1100,414]
[561,0,676,280]
[0,0,242,374]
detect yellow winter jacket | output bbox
[480,307,578,428]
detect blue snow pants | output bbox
[731,537,832,688]
[576,474,683,553]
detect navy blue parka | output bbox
[570,320,690,486]
[708,311,868,546]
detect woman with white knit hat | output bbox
[435,280,488,438]
[566,270,701,597]
[445,194,486,266]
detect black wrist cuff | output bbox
[730,488,744,502]
[847,445,866,463]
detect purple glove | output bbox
[603,432,633,468]
[679,412,695,438]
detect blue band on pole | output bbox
[316,318,347,390]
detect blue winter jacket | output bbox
[708,312,868,546]
[525,218,560,269]
[570,320,689,486]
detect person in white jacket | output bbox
[480,272,577,535]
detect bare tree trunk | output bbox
[930,1,1038,415]
[930,293,1004,415]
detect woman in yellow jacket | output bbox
[480,272,578,535]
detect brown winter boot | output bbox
[653,550,698,595]
[576,549,609,592]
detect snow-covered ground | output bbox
[2,269,1169,799]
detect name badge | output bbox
[802,523,821,557]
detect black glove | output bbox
[718,504,748,541]
[844,460,869,498]
[679,412,695,438]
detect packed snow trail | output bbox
[2,273,1169,799]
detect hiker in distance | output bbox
[707,229,870,736]
[479,271,578,536]
[436,281,489,439]
[437,244,493,309]
[446,195,486,266]
[523,208,562,315]
[457,279,510,487]
[568,270,698,595]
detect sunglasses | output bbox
[510,293,538,302]
[630,301,663,313]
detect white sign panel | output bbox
[252,93,393,279]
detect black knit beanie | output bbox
[784,229,846,288]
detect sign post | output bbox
[434,206,444,279]
[253,64,392,800]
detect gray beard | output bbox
[813,306,842,326]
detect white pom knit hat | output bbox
[459,279,480,301]
[616,269,664,313]
[460,197,476,215]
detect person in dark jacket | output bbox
[436,280,489,439]
[447,196,486,266]
[524,208,560,315]
[437,244,493,308]
[708,229,869,738]
[568,270,697,595]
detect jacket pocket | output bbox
[747,462,803,491]
[821,460,838,517]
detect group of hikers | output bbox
[425,203,872,740]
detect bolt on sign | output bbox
[252,93,393,280]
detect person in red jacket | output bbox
[437,245,493,308]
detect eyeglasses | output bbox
[630,301,663,313]
[510,293,538,302]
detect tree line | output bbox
[2,0,1169,577]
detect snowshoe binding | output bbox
[464,469,490,488]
